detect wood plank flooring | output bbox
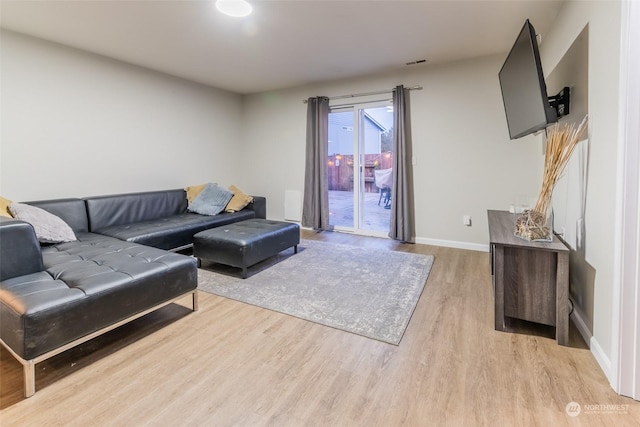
[1,230,639,426]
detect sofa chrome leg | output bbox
[2,289,198,399]
[24,360,36,398]
[192,291,199,312]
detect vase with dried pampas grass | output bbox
[515,115,589,241]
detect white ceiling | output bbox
[0,0,564,94]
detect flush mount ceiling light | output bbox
[215,0,253,18]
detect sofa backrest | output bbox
[27,198,89,233]
[0,217,44,281]
[85,189,187,232]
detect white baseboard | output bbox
[415,237,489,252]
[570,304,592,348]
[570,304,615,386]
[590,335,614,387]
[295,224,489,252]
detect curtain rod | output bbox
[302,85,422,103]
[330,98,392,109]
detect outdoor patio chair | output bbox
[374,168,393,209]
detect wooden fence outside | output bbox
[327,153,393,192]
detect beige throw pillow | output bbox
[185,183,208,204]
[225,185,253,212]
[0,196,13,218]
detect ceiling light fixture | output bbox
[215,0,253,18]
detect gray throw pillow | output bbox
[188,183,233,216]
[8,202,77,243]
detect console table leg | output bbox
[494,245,507,331]
[556,252,570,345]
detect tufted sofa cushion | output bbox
[0,232,197,360]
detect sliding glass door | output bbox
[327,102,394,235]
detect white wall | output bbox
[545,24,595,342]
[539,0,622,382]
[0,30,243,201]
[241,55,543,249]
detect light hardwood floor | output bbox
[1,230,639,426]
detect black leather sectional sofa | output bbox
[0,188,266,397]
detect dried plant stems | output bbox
[515,115,588,241]
[535,115,589,215]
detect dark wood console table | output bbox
[488,210,569,345]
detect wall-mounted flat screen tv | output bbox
[499,19,558,139]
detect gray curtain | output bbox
[389,85,416,243]
[302,96,330,230]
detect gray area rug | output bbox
[197,239,434,345]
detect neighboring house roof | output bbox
[364,112,386,132]
[328,112,387,132]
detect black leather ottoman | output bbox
[193,219,300,278]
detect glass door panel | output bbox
[328,109,355,229]
[328,103,394,234]
[359,106,393,233]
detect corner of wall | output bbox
[589,334,616,390]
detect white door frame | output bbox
[330,101,392,238]
[613,0,640,400]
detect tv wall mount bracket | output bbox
[548,86,571,118]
